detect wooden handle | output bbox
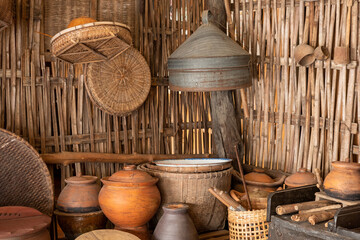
[276,200,332,215]
[209,187,231,208]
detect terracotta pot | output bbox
[67,17,96,28]
[323,161,360,200]
[153,203,198,240]
[285,168,317,188]
[243,169,282,192]
[294,44,316,66]
[57,175,100,213]
[99,165,161,240]
[55,210,107,240]
[0,206,51,240]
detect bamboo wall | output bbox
[0,0,359,179]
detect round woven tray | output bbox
[50,21,132,64]
[86,47,151,115]
[0,129,54,216]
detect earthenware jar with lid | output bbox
[323,161,360,200]
[57,175,100,213]
[244,169,276,192]
[153,203,198,240]
[285,168,317,188]
[99,165,161,240]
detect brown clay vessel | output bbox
[285,168,317,188]
[153,203,198,240]
[99,165,161,240]
[0,206,51,240]
[55,209,107,240]
[323,161,360,200]
[57,175,100,213]
[243,169,279,192]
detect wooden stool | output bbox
[76,229,140,240]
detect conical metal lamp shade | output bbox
[168,15,251,92]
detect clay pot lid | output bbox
[0,206,51,238]
[244,169,274,183]
[105,165,157,185]
[65,175,98,184]
[285,168,317,187]
[331,161,360,170]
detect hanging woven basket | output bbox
[86,47,151,116]
[0,0,13,31]
[50,21,132,64]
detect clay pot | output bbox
[153,203,198,240]
[333,46,350,65]
[0,206,51,240]
[243,169,280,192]
[285,168,317,188]
[294,44,316,66]
[55,210,107,240]
[323,161,360,200]
[230,189,269,210]
[57,175,100,213]
[99,165,161,240]
[314,46,330,60]
[67,17,96,28]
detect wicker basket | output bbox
[228,208,268,240]
[50,21,132,64]
[0,0,13,31]
[0,129,54,216]
[85,47,151,116]
[139,164,232,233]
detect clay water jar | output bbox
[99,165,161,240]
[153,203,198,240]
[57,175,100,213]
[285,168,317,188]
[323,161,360,200]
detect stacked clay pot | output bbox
[55,175,106,240]
[285,168,317,188]
[99,165,161,240]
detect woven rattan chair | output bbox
[0,129,54,216]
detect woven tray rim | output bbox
[50,21,131,43]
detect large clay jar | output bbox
[153,203,198,240]
[99,165,161,240]
[57,175,100,213]
[323,161,360,200]
[285,168,317,188]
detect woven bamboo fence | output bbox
[0,0,359,183]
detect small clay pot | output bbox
[314,46,330,60]
[153,203,198,240]
[99,165,161,240]
[55,210,107,240]
[57,175,100,213]
[333,46,350,65]
[285,168,317,188]
[323,161,360,200]
[294,44,316,66]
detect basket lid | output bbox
[106,165,157,185]
[86,47,151,115]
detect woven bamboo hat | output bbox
[50,21,132,64]
[86,47,151,115]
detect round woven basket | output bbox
[0,129,54,216]
[50,21,132,64]
[139,164,232,233]
[228,208,268,240]
[0,0,13,30]
[86,47,151,116]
